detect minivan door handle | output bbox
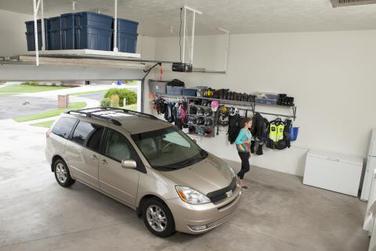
[101,159,108,165]
[92,154,98,159]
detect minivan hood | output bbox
[160,154,234,195]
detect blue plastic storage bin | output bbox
[289,127,299,141]
[75,12,113,30]
[75,26,113,51]
[117,19,138,34]
[117,33,137,53]
[116,19,138,53]
[182,88,197,97]
[167,86,183,95]
[46,16,61,50]
[25,19,47,51]
[61,13,75,49]
[74,12,113,51]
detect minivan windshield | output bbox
[132,127,208,170]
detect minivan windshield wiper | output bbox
[154,150,208,171]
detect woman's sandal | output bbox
[241,185,248,190]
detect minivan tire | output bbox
[53,158,75,187]
[142,198,175,237]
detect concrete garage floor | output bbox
[0,120,369,251]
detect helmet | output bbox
[196,117,205,125]
[197,107,205,116]
[218,114,229,126]
[219,105,229,115]
[211,100,219,112]
[188,116,197,125]
[204,127,213,136]
[204,108,213,117]
[229,106,238,116]
[204,118,213,126]
[189,106,197,115]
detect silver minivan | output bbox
[45,107,241,237]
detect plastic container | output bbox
[46,16,61,50]
[25,19,48,51]
[117,33,138,53]
[149,81,167,94]
[167,86,183,95]
[290,127,299,141]
[74,12,113,30]
[74,12,113,51]
[61,13,75,49]
[182,88,197,97]
[115,18,138,53]
[75,26,112,50]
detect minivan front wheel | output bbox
[142,198,175,237]
[53,159,75,187]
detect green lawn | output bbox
[14,102,86,122]
[31,120,55,128]
[0,85,69,96]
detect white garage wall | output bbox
[0,9,31,57]
[147,30,376,176]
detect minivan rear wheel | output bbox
[142,198,175,237]
[53,159,75,187]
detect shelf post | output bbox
[113,0,119,52]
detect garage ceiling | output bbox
[0,0,376,36]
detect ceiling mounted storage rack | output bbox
[29,0,136,66]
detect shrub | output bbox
[104,88,137,106]
[21,81,40,86]
[110,94,120,107]
[100,98,111,108]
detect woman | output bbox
[235,117,253,189]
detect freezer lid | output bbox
[307,150,364,166]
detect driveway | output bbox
[0,96,56,119]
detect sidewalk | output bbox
[16,84,113,98]
[20,96,100,126]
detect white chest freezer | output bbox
[361,129,376,201]
[303,150,364,196]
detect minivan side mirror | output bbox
[121,160,137,169]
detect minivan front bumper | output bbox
[167,184,242,234]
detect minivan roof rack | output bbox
[101,107,158,120]
[66,109,122,126]
[66,107,159,125]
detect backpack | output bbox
[228,114,242,144]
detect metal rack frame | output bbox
[155,94,297,120]
[66,106,159,126]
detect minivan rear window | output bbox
[52,117,78,139]
[72,121,101,146]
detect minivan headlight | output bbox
[175,186,211,205]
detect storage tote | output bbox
[166,86,183,95]
[182,88,197,97]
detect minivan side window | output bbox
[87,127,104,151]
[104,129,133,162]
[52,117,78,139]
[72,121,101,146]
